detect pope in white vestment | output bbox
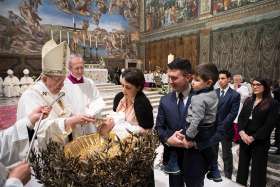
[20,69,34,94]
[64,54,105,138]
[15,40,95,166]
[3,69,20,97]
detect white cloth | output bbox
[0,118,30,166]
[17,81,73,151]
[4,178,23,187]
[1,162,23,187]
[145,73,154,83]
[3,76,20,97]
[20,76,34,94]
[108,112,142,140]
[64,77,105,138]
[230,84,250,123]
[242,82,253,96]
[0,77,3,96]
[161,73,168,84]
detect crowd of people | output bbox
[0,68,34,97]
[0,39,279,187]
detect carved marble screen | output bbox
[211,17,280,81]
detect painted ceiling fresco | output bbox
[0,0,139,59]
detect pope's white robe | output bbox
[3,76,20,97]
[20,76,34,94]
[64,77,105,138]
[17,81,73,154]
[0,77,3,96]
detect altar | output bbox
[84,67,108,83]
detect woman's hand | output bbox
[239,131,253,145]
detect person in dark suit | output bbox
[155,58,193,187]
[208,70,240,181]
[236,78,279,187]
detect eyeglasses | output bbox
[252,83,262,87]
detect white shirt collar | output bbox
[176,84,191,99]
[220,85,230,95]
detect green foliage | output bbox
[30,131,159,187]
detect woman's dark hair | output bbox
[252,77,271,99]
[121,68,145,91]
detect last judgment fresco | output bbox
[0,0,140,59]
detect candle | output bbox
[51,29,53,40]
[95,37,98,48]
[83,34,85,46]
[59,30,62,43]
[67,32,69,45]
[168,53,174,64]
[89,34,91,47]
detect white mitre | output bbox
[167,53,174,64]
[41,40,70,76]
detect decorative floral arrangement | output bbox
[30,131,159,187]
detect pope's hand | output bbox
[8,161,31,185]
[28,106,52,127]
[65,114,96,130]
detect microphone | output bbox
[25,92,66,161]
[49,92,65,107]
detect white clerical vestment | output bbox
[3,76,20,97]
[17,81,73,152]
[64,77,105,138]
[0,77,3,96]
[230,84,250,123]
[20,76,34,94]
[0,118,30,166]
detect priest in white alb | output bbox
[3,69,20,97]
[20,68,34,94]
[16,40,95,163]
[64,54,105,138]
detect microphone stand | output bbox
[25,92,65,161]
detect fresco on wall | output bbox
[145,0,198,32]
[212,0,264,15]
[145,0,265,32]
[0,0,139,59]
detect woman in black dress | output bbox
[236,78,278,187]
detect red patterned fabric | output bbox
[0,105,17,130]
[233,123,241,143]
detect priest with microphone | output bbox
[14,40,95,165]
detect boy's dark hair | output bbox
[167,58,192,75]
[219,70,231,78]
[121,68,145,91]
[195,63,219,86]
